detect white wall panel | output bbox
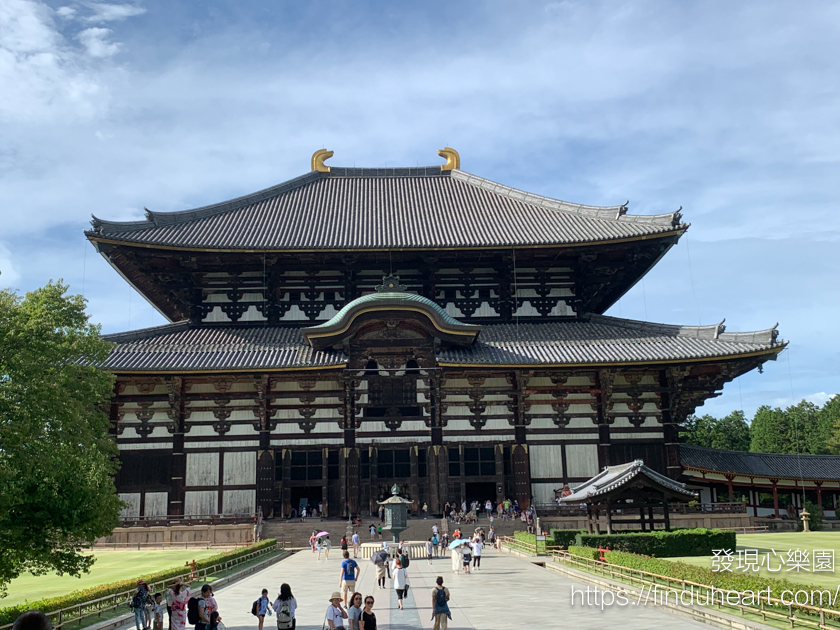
[144,492,168,517]
[223,451,256,486]
[119,493,140,517]
[530,444,564,479]
[532,483,558,505]
[222,490,255,514]
[186,452,219,486]
[566,444,599,478]
[185,491,218,516]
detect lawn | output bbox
[1,549,220,608]
[666,531,840,587]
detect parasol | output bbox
[315,531,329,537]
[370,549,389,564]
[448,539,471,549]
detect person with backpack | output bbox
[431,533,439,557]
[169,581,190,630]
[431,576,451,630]
[188,584,213,630]
[130,581,151,630]
[339,551,360,606]
[272,583,296,630]
[251,589,271,630]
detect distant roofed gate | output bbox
[559,459,696,533]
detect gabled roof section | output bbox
[680,445,840,481]
[559,459,696,502]
[87,166,686,251]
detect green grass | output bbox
[666,531,840,587]
[1,549,220,607]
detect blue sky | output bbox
[1,0,837,418]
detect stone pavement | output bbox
[211,545,712,630]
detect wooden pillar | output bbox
[771,480,779,518]
[648,505,655,530]
[606,504,613,534]
[427,445,447,515]
[494,444,505,505]
[659,369,682,479]
[752,484,758,518]
[281,450,292,517]
[638,506,646,531]
[256,377,274,518]
[321,447,329,517]
[370,448,379,515]
[816,482,823,510]
[663,494,671,531]
[595,370,611,471]
[409,446,420,513]
[586,505,593,533]
[726,475,735,503]
[511,444,531,509]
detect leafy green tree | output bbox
[682,411,750,451]
[824,396,840,454]
[0,281,120,594]
[750,400,830,454]
[710,410,751,451]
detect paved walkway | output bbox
[212,546,712,630]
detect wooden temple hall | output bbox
[86,148,785,521]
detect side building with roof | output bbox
[86,148,785,522]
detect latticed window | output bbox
[290,450,322,481]
[464,447,496,477]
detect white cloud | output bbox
[85,3,146,23]
[76,26,120,57]
[55,6,76,19]
[0,242,21,287]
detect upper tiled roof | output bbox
[99,314,781,373]
[680,445,840,481]
[559,459,696,502]
[87,167,685,251]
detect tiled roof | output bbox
[436,314,781,366]
[680,445,840,481]
[559,459,696,502]
[87,167,685,251]
[99,314,781,373]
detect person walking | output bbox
[450,546,460,574]
[326,593,347,630]
[462,543,472,574]
[310,531,318,553]
[340,535,349,554]
[153,594,166,630]
[351,530,360,558]
[431,577,451,630]
[339,551,360,606]
[359,596,376,630]
[130,580,151,630]
[431,532,439,557]
[392,558,409,610]
[423,502,428,519]
[272,583,296,630]
[425,538,434,565]
[165,585,175,630]
[472,537,483,569]
[168,581,189,630]
[346,593,363,630]
[369,524,376,539]
[377,525,382,540]
[375,555,387,589]
[196,584,216,630]
[254,589,271,630]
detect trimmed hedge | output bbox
[513,531,545,553]
[0,539,278,627]
[550,529,585,548]
[567,545,601,561]
[605,549,839,616]
[574,528,735,558]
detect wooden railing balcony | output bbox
[117,513,256,527]
[533,501,746,516]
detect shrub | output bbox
[513,531,545,553]
[550,529,585,548]
[567,545,601,561]
[574,528,735,557]
[0,540,278,627]
[604,549,838,617]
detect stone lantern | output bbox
[378,484,412,543]
[800,508,811,532]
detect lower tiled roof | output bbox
[680,445,840,481]
[100,314,781,373]
[559,459,695,501]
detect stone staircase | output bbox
[261,514,526,548]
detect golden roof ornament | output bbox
[311,148,333,173]
[437,147,460,171]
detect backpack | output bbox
[275,600,292,629]
[187,597,202,625]
[131,590,147,610]
[250,600,260,617]
[399,553,410,568]
[435,587,447,608]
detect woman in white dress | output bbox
[450,546,461,574]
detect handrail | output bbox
[0,543,282,630]
[549,549,840,630]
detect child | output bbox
[152,593,165,630]
[209,611,224,630]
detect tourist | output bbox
[472,536,483,569]
[423,502,428,519]
[301,506,307,520]
[168,581,189,630]
[431,532,439,557]
[360,596,376,630]
[11,612,51,630]
[165,585,175,629]
[462,543,472,573]
[377,525,382,540]
[392,558,409,610]
[487,527,496,545]
[346,593,363,630]
[272,583,296,630]
[339,551,360,606]
[485,500,493,518]
[326,593,347,629]
[431,577,451,630]
[489,513,494,528]
[324,535,332,560]
[198,584,217,630]
[208,612,223,630]
[255,589,271,630]
[378,505,385,522]
[310,531,317,553]
[153,594,166,630]
[340,535,349,554]
[130,580,151,630]
[369,524,376,539]
[441,532,449,549]
[426,537,434,564]
[351,530,360,558]
[375,555,387,589]
[452,528,461,540]
[450,545,461,574]
[432,523,439,537]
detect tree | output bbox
[823,395,840,454]
[0,281,121,594]
[750,400,830,454]
[682,411,750,451]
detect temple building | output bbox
[86,148,785,521]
